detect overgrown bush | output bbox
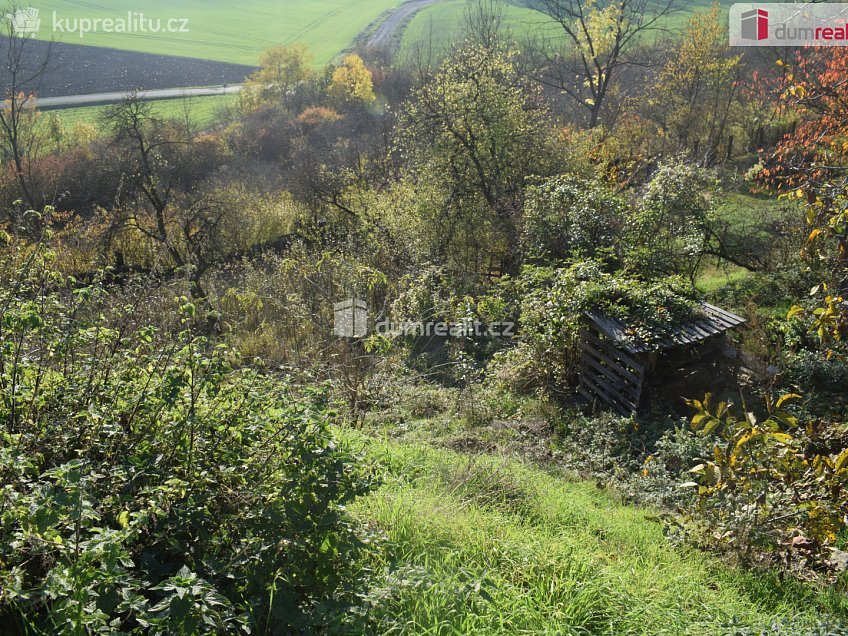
[625,160,717,281]
[495,260,696,395]
[685,393,848,573]
[0,248,370,634]
[522,175,625,264]
[553,411,712,509]
[784,349,848,416]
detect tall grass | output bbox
[342,435,848,635]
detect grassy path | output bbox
[343,433,847,634]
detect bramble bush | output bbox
[0,247,370,634]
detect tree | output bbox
[328,54,376,105]
[397,44,558,274]
[758,48,848,341]
[463,0,507,52]
[0,3,55,215]
[534,0,676,128]
[103,97,226,306]
[522,175,625,264]
[245,44,316,103]
[625,160,715,282]
[649,4,742,165]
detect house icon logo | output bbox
[6,7,41,37]
[333,299,368,338]
[740,8,768,41]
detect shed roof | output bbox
[585,302,746,355]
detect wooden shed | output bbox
[579,302,746,415]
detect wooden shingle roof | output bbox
[585,302,746,355]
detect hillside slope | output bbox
[342,434,848,634]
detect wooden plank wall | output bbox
[579,323,646,416]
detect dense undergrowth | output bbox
[0,250,369,634]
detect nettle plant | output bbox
[0,245,369,634]
[685,393,848,570]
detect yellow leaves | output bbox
[329,54,376,105]
[248,44,316,98]
[686,392,848,551]
[776,393,802,409]
[577,2,623,60]
[768,432,794,445]
[783,84,808,101]
[689,394,728,436]
[117,511,130,529]
[690,462,722,486]
[835,448,848,475]
[776,59,785,67]
[786,305,807,320]
[806,207,816,225]
[730,430,760,468]
[809,228,822,241]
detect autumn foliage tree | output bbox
[328,54,376,105]
[0,9,55,218]
[535,0,677,128]
[649,4,742,165]
[246,43,317,103]
[758,48,848,342]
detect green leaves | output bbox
[0,269,371,633]
[685,392,848,567]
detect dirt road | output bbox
[38,85,242,109]
[367,0,440,51]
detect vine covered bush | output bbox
[495,261,697,395]
[0,248,369,634]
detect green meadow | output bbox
[26,0,405,64]
[48,93,239,131]
[398,0,735,61]
[343,432,848,634]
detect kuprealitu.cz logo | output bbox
[5,6,190,38]
[5,7,40,36]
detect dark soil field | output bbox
[0,36,256,98]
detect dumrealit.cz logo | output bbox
[731,3,848,46]
[332,299,515,340]
[334,299,369,339]
[740,8,768,41]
